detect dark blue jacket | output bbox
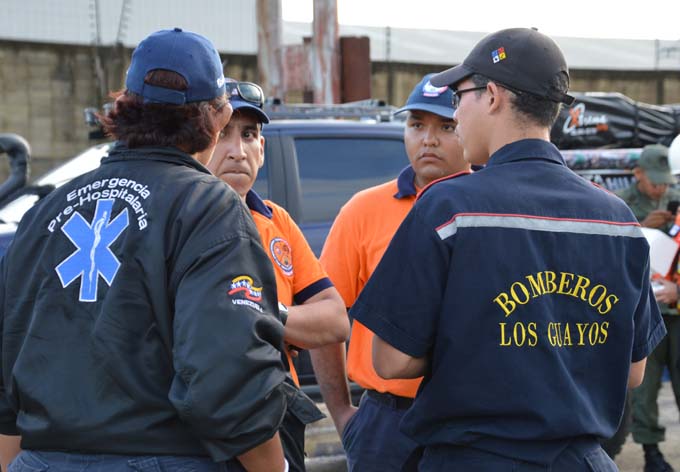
[0,144,287,461]
[352,139,666,464]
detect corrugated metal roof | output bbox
[2,0,679,70]
[284,22,680,71]
[0,0,258,53]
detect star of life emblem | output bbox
[55,199,129,302]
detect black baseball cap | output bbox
[430,28,574,105]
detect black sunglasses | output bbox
[225,81,265,108]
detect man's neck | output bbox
[487,126,551,159]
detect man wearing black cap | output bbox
[350,28,666,471]
[0,29,288,472]
[314,73,469,471]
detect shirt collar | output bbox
[245,189,273,219]
[103,142,211,174]
[394,166,418,199]
[486,139,566,168]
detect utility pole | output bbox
[310,0,340,103]
[256,0,284,99]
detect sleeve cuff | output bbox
[351,299,430,358]
[293,278,334,305]
[0,422,19,435]
[632,318,667,362]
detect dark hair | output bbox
[470,73,567,127]
[99,69,227,154]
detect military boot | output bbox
[643,444,675,472]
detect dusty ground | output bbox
[616,382,679,472]
[306,382,680,471]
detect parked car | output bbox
[0,109,410,397]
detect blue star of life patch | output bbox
[55,198,129,302]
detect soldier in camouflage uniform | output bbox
[615,144,680,472]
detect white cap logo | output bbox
[216,76,226,88]
[422,80,448,97]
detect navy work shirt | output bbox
[351,139,666,464]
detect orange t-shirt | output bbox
[247,191,333,385]
[320,169,421,398]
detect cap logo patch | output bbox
[492,47,507,64]
[217,76,226,88]
[422,80,448,97]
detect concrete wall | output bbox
[371,62,680,108]
[0,40,108,180]
[0,40,257,182]
[1,40,679,183]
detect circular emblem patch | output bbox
[270,237,293,276]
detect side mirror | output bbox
[0,134,30,205]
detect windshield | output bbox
[0,143,111,224]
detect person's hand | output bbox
[285,343,301,358]
[641,210,673,228]
[653,279,679,304]
[336,404,359,435]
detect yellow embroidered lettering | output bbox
[494,293,516,317]
[599,322,609,344]
[588,323,600,345]
[570,275,591,301]
[563,323,573,346]
[544,271,557,293]
[598,294,619,315]
[525,273,546,298]
[557,272,575,295]
[547,322,562,347]
[510,282,531,305]
[576,323,589,346]
[588,284,607,308]
[499,323,512,346]
[527,322,538,347]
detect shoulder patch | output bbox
[228,275,264,312]
[270,237,293,276]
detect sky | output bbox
[282,0,680,41]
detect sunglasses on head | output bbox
[225,81,265,108]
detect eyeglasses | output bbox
[452,83,524,108]
[225,81,265,108]
[451,86,487,108]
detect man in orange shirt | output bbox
[206,79,348,472]
[312,73,470,471]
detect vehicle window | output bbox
[254,142,270,199]
[295,138,408,223]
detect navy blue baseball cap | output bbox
[226,79,270,124]
[394,73,455,118]
[126,28,226,105]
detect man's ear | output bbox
[486,82,504,114]
[258,135,265,168]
